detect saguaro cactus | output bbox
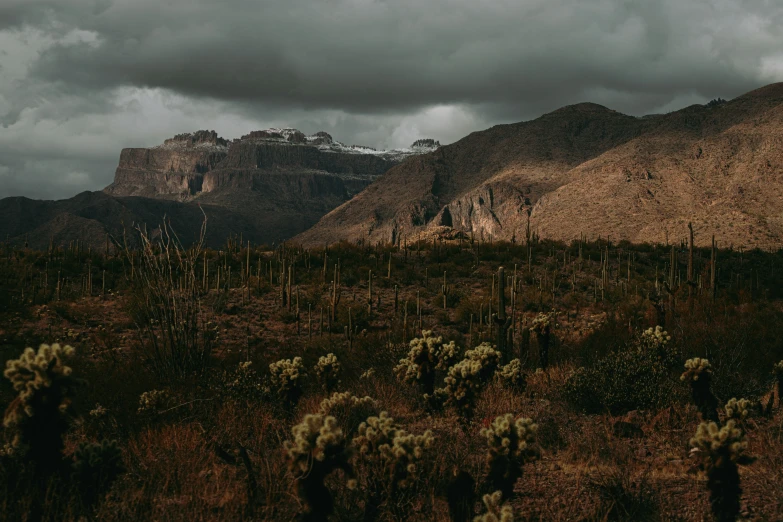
[493,267,512,362]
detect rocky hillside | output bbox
[295,83,783,249]
[103,129,439,243]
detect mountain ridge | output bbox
[295,82,783,249]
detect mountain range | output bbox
[296,83,783,249]
[3,83,783,250]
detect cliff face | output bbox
[296,83,783,250]
[102,129,438,243]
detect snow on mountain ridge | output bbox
[149,128,440,160]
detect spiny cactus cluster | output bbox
[638,326,678,366]
[640,325,671,347]
[681,357,712,382]
[137,389,170,414]
[681,358,719,422]
[72,439,125,507]
[353,411,435,490]
[481,414,539,501]
[496,358,526,390]
[474,490,514,522]
[433,343,502,419]
[394,331,460,394]
[530,311,555,333]
[360,368,376,380]
[690,420,755,522]
[3,343,81,468]
[224,361,265,399]
[314,353,342,391]
[723,398,752,423]
[269,356,306,405]
[283,414,354,520]
[530,311,555,369]
[318,392,379,436]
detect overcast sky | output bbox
[1,0,782,200]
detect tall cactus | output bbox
[493,267,512,361]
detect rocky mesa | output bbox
[104,128,439,243]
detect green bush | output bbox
[565,345,675,415]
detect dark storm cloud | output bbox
[16,0,783,116]
[1,0,783,199]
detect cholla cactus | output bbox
[496,359,526,391]
[89,403,108,418]
[314,353,342,391]
[640,326,671,347]
[360,368,376,379]
[72,439,125,507]
[224,361,265,400]
[481,414,539,501]
[474,491,514,522]
[724,398,752,423]
[690,420,755,522]
[319,392,379,437]
[530,311,556,369]
[3,343,81,470]
[434,343,502,420]
[394,331,460,395]
[353,411,434,491]
[639,326,678,366]
[137,389,170,414]
[283,414,354,520]
[269,357,306,405]
[681,358,719,422]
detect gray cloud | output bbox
[1,0,783,199]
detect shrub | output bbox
[123,219,215,379]
[284,414,355,521]
[222,361,266,401]
[72,439,125,509]
[681,358,719,422]
[481,414,538,501]
[270,357,306,405]
[314,353,341,392]
[564,347,673,415]
[394,331,460,395]
[690,420,755,522]
[3,343,81,471]
[433,343,502,420]
[137,389,171,414]
[774,360,783,405]
[473,490,514,522]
